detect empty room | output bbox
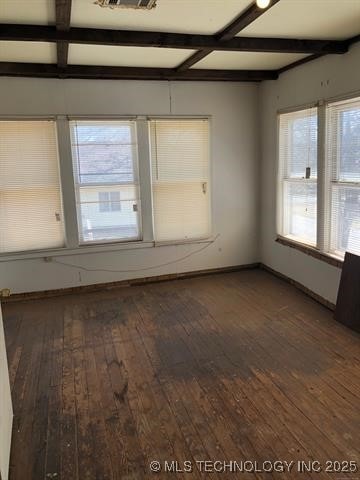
[0,0,360,479]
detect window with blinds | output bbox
[0,120,64,254]
[70,120,141,244]
[149,119,210,242]
[326,97,360,257]
[278,108,318,245]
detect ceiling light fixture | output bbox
[256,0,271,8]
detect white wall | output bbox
[259,42,360,305]
[0,305,13,480]
[0,79,260,294]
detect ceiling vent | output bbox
[95,0,157,9]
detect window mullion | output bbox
[317,102,327,253]
[136,118,154,242]
[56,116,79,249]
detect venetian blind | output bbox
[278,108,318,245]
[149,119,210,242]
[326,97,360,257]
[0,120,64,253]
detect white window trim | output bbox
[56,116,79,249]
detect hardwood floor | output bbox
[2,269,360,479]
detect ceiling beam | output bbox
[177,0,281,71]
[345,33,360,48]
[55,0,72,68]
[277,53,324,75]
[217,0,281,41]
[0,25,348,55]
[0,62,278,82]
[275,28,360,76]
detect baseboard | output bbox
[259,263,336,311]
[2,263,260,303]
[2,261,336,311]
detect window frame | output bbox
[277,105,319,247]
[0,114,213,262]
[325,98,360,258]
[70,118,143,246]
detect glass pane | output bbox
[110,191,121,211]
[78,185,139,243]
[74,123,133,144]
[339,108,360,181]
[74,144,134,184]
[330,185,360,255]
[289,114,318,178]
[284,182,317,244]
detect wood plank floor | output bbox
[3,269,360,480]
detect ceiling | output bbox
[0,0,359,81]
[193,51,310,71]
[70,0,251,34]
[68,44,196,68]
[240,0,360,40]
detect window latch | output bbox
[55,212,61,222]
[202,182,207,194]
[305,167,311,179]
[133,204,138,212]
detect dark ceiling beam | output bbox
[0,25,348,55]
[277,53,324,74]
[277,30,360,76]
[177,0,281,71]
[345,33,360,48]
[0,62,278,82]
[55,0,72,68]
[217,0,281,41]
[175,49,214,71]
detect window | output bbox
[149,119,210,242]
[278,108,318,246]
[0,120,64,254]
[70,120,141,244]
[98,191,121,212]
[0,116,213,257]
[327,98,360,257]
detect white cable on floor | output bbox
[52,234,220,274]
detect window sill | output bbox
[276,236,343,268]
[154,236,214,247]
[0,236,216,263]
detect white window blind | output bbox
[326,97,360,257]
[149,119,210,242]
[278,108,318,245]
[0,120,64,254]
[70,120,141,244]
